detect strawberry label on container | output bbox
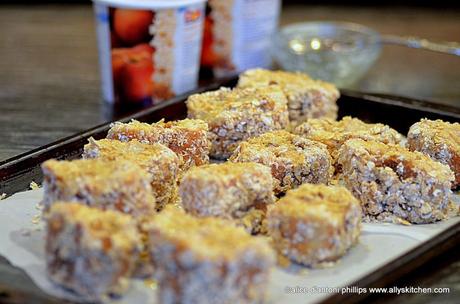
[94,2,205,105]
[202,0,281,77]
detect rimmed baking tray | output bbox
[0,78,459,304]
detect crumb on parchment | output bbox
[30,181,40,190]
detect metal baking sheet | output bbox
[0,189,458,304]
[1,81,460,303]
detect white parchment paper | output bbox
[0,189,458,303]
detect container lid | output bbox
[93,0,207,9]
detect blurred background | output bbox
[0,1,459,160]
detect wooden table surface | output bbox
[0,4,459,304]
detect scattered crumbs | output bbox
[394,218,411,226]
[144,279,158,290]
[277,252,292,268]
[315,260,339,269]
[35,202,44,211]
[0,193,6,200]
[31,214,41,225]
[30,181,40,190]
[20,228,31,236]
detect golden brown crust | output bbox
[237,69,339,125]
[267,184,361,266]
[143,206,275,304]
[230,130,332,194]
[337,139,454,223]
[186,86,289,159]
[83,139,180,210]
[407,119,460,188]
[295,116,403,171]
[179,162,275,234]
[107,119,211,169]
[46,203,141,300]
[41,159,156,216]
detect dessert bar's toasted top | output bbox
[295,116,403,146]
[184,162,270,180]
[41,159,153,198]
[274,184,360,221]
[153,118,209,131]
[238,69,339,97]
[83,139,178,165]
[234,130,327,162]
[145,206,274,261]
[42,158,148,181]
[231,130,329,165]
[48,202,140,251]
[186,86,288,121]
[409,119,460,152]
[109,118,208,135]
[342,139,455,181]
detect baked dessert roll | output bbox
[407,118,460,188]
[179,162,276,234]
[46,203,141,300]
[338,139,455,224]
[237,68,339,126]
[294,116,403,171]
[267,184,361,267]
[229,130,332,194]
[41,159,156,216]
[83,138,180,210]
[143,206,275,304]
[186,86,289,159]
[107,118,211,169]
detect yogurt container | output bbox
[93,0,207,105]
[201,0,281,77]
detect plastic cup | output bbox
[93,0,207,105]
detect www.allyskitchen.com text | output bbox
[284,285,450,295]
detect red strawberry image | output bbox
[113,9,154,46]
[111,44,155,103]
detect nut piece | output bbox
[230,130,332,194]
[237,68,339,126]
[295,116,403,171]
[143,206,275,304]
[83,139,180,210]
[267,184,361,267]
[179,162,276,234]
[186,86,289,159]
[41,159,156,216]
[107,119,211,169]
[337,139,454,224]
[407,119,460,188]
[46,203,141,300]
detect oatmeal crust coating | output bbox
[107,119,211,169]
[83,138,180,210]
[46,203,141,300]
[41,159,156,216]
[143,206,275,304]
[179,162,275,234]
[186,86,289,159]
[295,116,403,171]
[407,119,460,188]
[337,139,454,224]
[230,130,332,194]
[267,184,361,267]
[237,69,339,125]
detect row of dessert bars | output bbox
[40,69,459,303]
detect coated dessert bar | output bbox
[186,86,289,159]
[337,139,454,223]
[230,130,332,194]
